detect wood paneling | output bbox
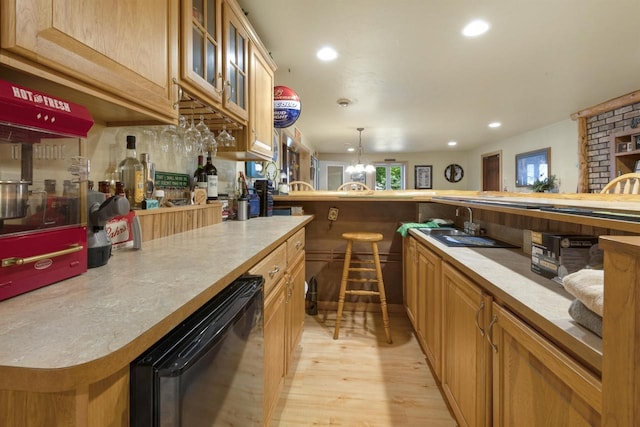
[135,202,223,242]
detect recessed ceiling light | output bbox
[347,147,355,152]
[488,122,501,128]
[448,141,458,146]
[462,19,490,37]
[317,46,338,61]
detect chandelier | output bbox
[346,127,375,174]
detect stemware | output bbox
[160,125,179,154]
[183,111,201,155]
[216,125,235,147]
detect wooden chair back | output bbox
[600,173,640,194]
[337,182,370,191]
[289,181,314,191]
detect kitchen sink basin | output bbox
[417,228,518,248]
[417,227,468,236]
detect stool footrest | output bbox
[346,278,379,283]
[345,290,380,296]
[348,267,377,272]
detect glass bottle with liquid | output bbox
[194,154,207,190]
[204,152,218,201]
[118,135,144,208]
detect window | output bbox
[375,163,405,190]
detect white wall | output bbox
[318,151,472,191]
[466,119,579,193]
[315,119,580,193]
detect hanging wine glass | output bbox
[196,115,210,143]
[183,107,201,155]
[159,125,178,154]
[216,124,235,147]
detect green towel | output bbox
[396,221,440,237]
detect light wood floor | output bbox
[270,309,457,426]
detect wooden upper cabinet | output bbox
[222,0,249,121]
[0,0,177,123]
[246,40,275,159]
[180,0,224,106]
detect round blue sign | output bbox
[274,86,301,128]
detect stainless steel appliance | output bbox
[0,80,94,301]
[130,275,264,426]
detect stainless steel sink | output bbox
[416,227,468,236]
[417,228,518,248]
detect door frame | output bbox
[481,150,502,191]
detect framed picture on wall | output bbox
[414,165,433,189]
[515,147,551,187]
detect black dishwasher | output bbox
[131,275,264,426]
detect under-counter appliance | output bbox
[0,80,94,301]
[131,274,264,426]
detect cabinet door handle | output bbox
[295,241,303,250]
[268,265,280,278]
[487,314,498,353]
[474,300,485,336]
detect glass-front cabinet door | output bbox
[222,1,249,120]
[181,0,223,105]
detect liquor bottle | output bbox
[204,152,218,201]
[139,152,155,200]
[194,155,207,190]
[118,135,144,208]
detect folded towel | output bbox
[568,299,602,337]
[396,221,440,237]
[562,269,604,316]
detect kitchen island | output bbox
[274,189,640,426]
[0,215,312,426]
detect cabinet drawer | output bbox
[249,243,286,297]
[286,228,305,266]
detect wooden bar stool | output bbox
[333,232,392,343]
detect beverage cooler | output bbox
[0,80,94,301]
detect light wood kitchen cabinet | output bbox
[490,303,601,427]
[247,40,275,159]
[253,227,306,426]
[263,273,287,426]
[178,0,249,121]
[179,0,224,106]
[285,253,305,372]
[403,236,442,378]
[403,236,418,327]
[416,242,442,379]
[441,261,492,427]
[221,0,249,121]
[216,35,276,161]
[0,0,177,123]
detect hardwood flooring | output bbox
[270,309,457,426]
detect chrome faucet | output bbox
[456,206,479,235]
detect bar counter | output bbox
[0,215,312,392]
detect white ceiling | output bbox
[237,0,640,155]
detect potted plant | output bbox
[531,174,557,192]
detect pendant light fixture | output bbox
[346,127,376,174]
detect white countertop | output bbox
[410,228,603,373]
[0,216,311,391]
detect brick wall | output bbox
[586,101,640,192]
